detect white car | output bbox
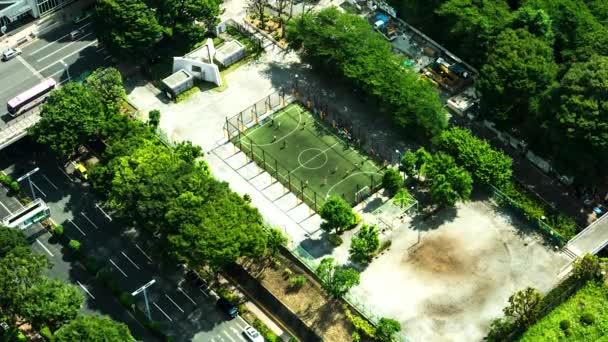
[242,326,264,342]
[2,48,21,61]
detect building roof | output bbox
[162,69,193,88]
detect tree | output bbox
[349,224,380,263]
[54,315,135,342]
[86,67,126,114]
[376,317,402,342]
[95,0,163,60]
[425,153,473,207]
[266,227,288,257]
[572,254,602,281]
[414,147,432,177]
[477,28,558,124]
[319,196,357,233]
[315,257,360,297]
[0,225,27,258]
[399,151,417,179]
[434,128,512,187]
[148,109,161,129]
[19,278,83,330]
[509,6,554,43]
[29,83,106,157]
[248,0,268,27]
[503,287,542,327]
[382,168,403,196]
[0,247,50,320]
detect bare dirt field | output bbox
[347,198,572,342]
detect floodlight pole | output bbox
[17,167,40,199]
[132,279,156,321]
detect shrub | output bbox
[252,318,279,342]
[119,292,134,307]
[564,328,572,337]
[40,326,54,342]
[238,303,248,314]
[379,239,392,253]
[559,319,571,330]
[53,224,64,236]
[283,268,293,277]
[580,312,595,325]
[328,233,343,246]
[344,306,376,338]
[16,331,26,342]
[84,256,100,273]
[9,181,20,194]
[68,239,81,252]
[289,275,306,289]
[272,259,282,268]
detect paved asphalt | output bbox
[0,139,253,342]
[0,19,109,129]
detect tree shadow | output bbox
[298,230,335,259]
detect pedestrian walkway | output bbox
[566,213,608,257]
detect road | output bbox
[0,139,252,342]
[0,19,110,130]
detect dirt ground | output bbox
[347,199,572,342]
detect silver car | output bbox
[242,326,264,342]
[2,48,21,61]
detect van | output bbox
[2,48,21,61]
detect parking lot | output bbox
[0,139,253,342]
[0,19,110,130]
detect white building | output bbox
[0,0,77,28]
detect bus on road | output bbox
[7,79,56,116]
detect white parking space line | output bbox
[230,327,248,341]
[121,251,141,270]
[41,174,59,190]
[153,302,173,322]
[81,212,99,229]
[76,280,95,299]
[135,244,153,262]
[36,32,94,62]
[31,181,47,197]
[38,40,98,73]
[0,201,12,215]
[28,22,94,56]
[177,287,197,305]
[109,258,128,278]
[95,203,112,221]
[16,56,43,79]
[223,331,237,342]
[57,167,73,182]
[199,287,209,297]
[36,239,54,257]
[67,218,86,236]
[164,294,185,313]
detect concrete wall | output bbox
[173,57,222,87]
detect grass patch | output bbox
[175,83,202,103]
[519,281,608,341]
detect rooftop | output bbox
[162,69,193,88]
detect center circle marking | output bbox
[298,148,328,170]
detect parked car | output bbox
[242,325,264,342]
[217,297,238,319]
[2,48,21,61]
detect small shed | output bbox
[215,40,246,67]
[162,69,194,98]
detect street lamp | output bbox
[131,279,156,321]
[17,167,40,199]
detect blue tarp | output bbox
[374,13,390,25]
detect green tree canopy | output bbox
[0,225,27,258]
[382,168,403,196]
[425,152,473,207]
[477,28,558,124]
[319,196,357,233]
[376,317,402,342]
[315,257,360,297]
[503,287,542,327]
[349,224,380,263]
[86,67,126,114]
[266,227,288,257]
[19,278,83,330]
[54,315,136,342]
[399,151,418,178]
[29,83,106,157]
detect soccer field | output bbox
[234,103,383,209]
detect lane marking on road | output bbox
[16,56,43,79]
[109,258,128,278]
[95,203,112,221]
[153,302,173,322]
[28,22,93,56]
[76,280,95,299]
[41,173,59,189]
[135,244,153,262]
[81,212,99,229]
[104,55,112,60]
[38,39,98,73]
[223,331,237,342]
[121,251,141,270]
[177,287,197,305]
[36,32,94,62]
[0,201,12,215]
[57,167,73,182]
[31,181,46,197]
[164,294,185,313]
[67,218,86,236]
[36,239,54,257]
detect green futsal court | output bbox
[233,103,383,209]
